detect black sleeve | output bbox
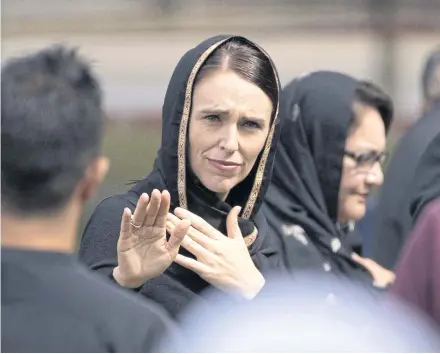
[251,233,285,273]
[78,195,134,281]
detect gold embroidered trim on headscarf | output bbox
[244,227,258,247]
[177,38,229,209]
[242,46,280,219]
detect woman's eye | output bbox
[204,115,220,122]
[357,152,380,165]
[357,153,373,163]
[242,120,262,130]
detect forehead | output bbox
[346,102,386,150]
[192,70,273,117]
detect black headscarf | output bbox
[130,35,283,271]
[410,131,440,222]
[78,35,283,319]
[263,71,390,279]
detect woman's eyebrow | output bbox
[199,108,229,115]
[240,116,266,125]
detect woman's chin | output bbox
[200,177,237,198]
[339,203,366,223]
[346,208,366,223]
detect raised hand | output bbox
[113,189,191,288]
[166,206,265,299]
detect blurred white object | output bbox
[161,272,440,352]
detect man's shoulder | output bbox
[73,263,170,322]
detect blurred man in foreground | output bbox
[1,45,178,352]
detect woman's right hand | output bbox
[113,189,191,288]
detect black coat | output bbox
[371,101,440,269]
[263,71,392,286]
[410,130,440,222]
[79,35,284,319]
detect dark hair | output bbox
[1,45,103,215]
[195,38,278,113]
[351,80,393,132]
[422,45,440,104]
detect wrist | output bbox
[240,271,265,300]
[112,267,145,289]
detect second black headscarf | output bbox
[263,71,390,281]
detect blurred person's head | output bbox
[422,45,440,112]
[189,38,277,200]
[338,81,393,223]
[1,45,109,252]
[162,273,440,352]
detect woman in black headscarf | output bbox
[389,131,440,325]
[263,71,395,288]
[79,35,283,318]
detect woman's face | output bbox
[338,102,386,223]
[188,70,273,200]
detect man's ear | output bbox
[77,157,110,203]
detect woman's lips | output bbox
[208,158,241,172]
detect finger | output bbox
[174,254,210,274]
[131,193,149,227]
[144,189,161,227]
[166,220,176,233]
[226,206,242,239]
[351,253,374,271]
[168,213,214,248]
[167,219,191,251]
[119,208,133,240]
[174,207,220,240]
[167,212,182,226]
[351,252,365,265]
[155,190,171,228]
[180,236,211,258]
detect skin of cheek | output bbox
[338,104,386,222]
[186,70,272,198]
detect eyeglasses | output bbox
[344,150,388,170]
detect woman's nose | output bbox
[218,126,239,152]
[366,162,384,186]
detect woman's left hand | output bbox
[352,253,395,288]
[166,206,265,299]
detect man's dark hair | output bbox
[352,80,393,133]
[1,45,103,215]
[421,45,440,105]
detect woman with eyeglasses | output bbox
[263,71,395,289]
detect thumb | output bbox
[168,219,191,253]
[351,253,375,272]
[351,252,364,264]
[226,206,242,239]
